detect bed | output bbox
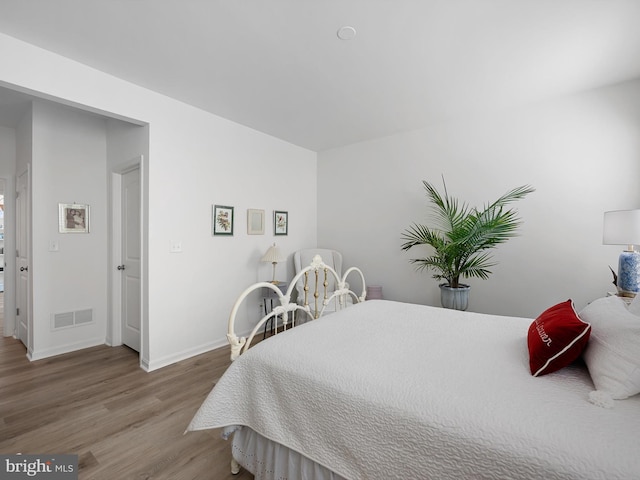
[187,257,640,479]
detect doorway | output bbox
[110,156,145,366]
[120,166,141,352]
[15,169,29,349]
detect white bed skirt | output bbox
[231,426,347,480]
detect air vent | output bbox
[74,309,93,325]
[52,309,94,329]
[53,312,74,329]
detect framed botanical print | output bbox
[274,210,288,236]
[213,205,234,236]
[59,203,90,233]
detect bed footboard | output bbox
[227,254,366,360]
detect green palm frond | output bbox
[401,178,534,288]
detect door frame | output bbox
[109,155,147,369]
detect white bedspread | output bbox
[188,300,640,480]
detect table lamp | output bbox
[603,209,640,296]
[261,243,286,283]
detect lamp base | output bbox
[617,251,640,295]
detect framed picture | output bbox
[247,209,265,235]
[213,205,234,236]
[274,210,288,236]
[58,203,90,233]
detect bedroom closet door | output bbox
[120,167,141,352]
[15,169,29,348]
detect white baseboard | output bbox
[25,331,254,372]
[144,327,256,372]
[27,337,106,361]
[145,338,230,372]
[140,355,151,372]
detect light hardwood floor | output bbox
[0,330,254,479]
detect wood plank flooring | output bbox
[0,332,254,479]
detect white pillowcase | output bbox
[579,296,640,400]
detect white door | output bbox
[16,169,29,348]
[120,167,141,352]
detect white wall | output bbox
[0,33,317,369]
[0,126,16,175]
[143,108,317,369]
[30,100,109,359]
[7,28,638,364]
[318,79,640,318]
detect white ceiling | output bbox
[1,0,640,151]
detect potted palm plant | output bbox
[401,178,534,310]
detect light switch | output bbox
[49,240,59,252]
[170,241,182,253]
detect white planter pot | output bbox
[439,283,470,311]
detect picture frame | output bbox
[274,210,288,236]
[58,203,90,233]
[213,205,234,236]
[247,209,265,235]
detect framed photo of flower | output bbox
[213,205,234,236]
[59,203,90,233]
[274,210,288,236]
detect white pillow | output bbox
[579,296,640,399]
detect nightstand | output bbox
[262,281,289,337]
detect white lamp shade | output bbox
[603,210,640,246]
[261,244,286,263]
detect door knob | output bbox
[117,265,126,270]
[20,266,28,272]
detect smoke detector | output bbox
[337,26,357,40]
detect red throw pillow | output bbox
[527,300,591,377]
